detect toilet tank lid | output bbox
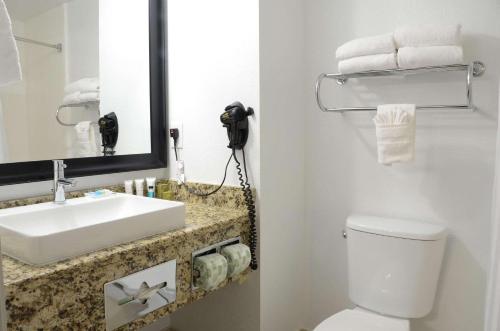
[346,215,448,241]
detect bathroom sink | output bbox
[0,193,185,266]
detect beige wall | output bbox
[0,6,67,162]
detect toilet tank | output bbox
[346,215,447,319]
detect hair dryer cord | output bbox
[233,148,258,270]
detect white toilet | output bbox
[314,214,448,331]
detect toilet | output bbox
[314,214,448,331]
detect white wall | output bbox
[99,0,151,155]
[259,0,307,330]
[166,0,260,188]
[64,0,99,83]
[304,1,500,331]
[166,0,261,330]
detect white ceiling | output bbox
[5,0,72,21]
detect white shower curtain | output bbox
[486,90,500,331]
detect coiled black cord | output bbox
[233,148,258,270]
[172,137,258,270]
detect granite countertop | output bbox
[2,181,252,330]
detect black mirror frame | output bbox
[0,0,167,186]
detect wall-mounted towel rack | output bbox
[14,36,62,53]
[56,102,100,127]
[315,61,486,113]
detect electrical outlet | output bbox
[170,122,183,149]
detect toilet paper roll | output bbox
[193,253,228,291]
[220,244,251,278]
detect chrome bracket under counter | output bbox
[104,259,176,331]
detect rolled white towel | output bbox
[397,46,464,69]
[338,53,397,74]
[373,104,416,165]
[394,24,462,48]
[64,77,100,94]
[336,34,396,61]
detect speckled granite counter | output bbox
[1,182,251,330]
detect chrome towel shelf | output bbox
[315,61,486,113]
[56,101,100,127]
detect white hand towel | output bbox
[373,104,416,165]
[74,121,100,157]
[0,0,21,87]
[397,46,464,69]
[64,77,100,94]
[338,53,397,74]
[336,34,396,61]
[394,24,462,48]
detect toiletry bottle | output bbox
[124,180,134,195]
[146,177,156,198]
[135,179,145,196]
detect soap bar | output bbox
[84,189,114,198]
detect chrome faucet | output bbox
[53,160,75,204]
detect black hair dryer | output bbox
[220,102,254,150]
[99,112,119,156]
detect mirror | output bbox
[0,0,166,185]
[0,0,152,163]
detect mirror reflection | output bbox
[0,0,151,163]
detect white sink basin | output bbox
[0,193,185,266]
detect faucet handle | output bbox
[58,178,76,187]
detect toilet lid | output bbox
[313,309,409,331]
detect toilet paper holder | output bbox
[191,237,241,290]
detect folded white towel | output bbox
[78,91,99,103]
[373,104,416,165]
[0,0,21,87]
[74,121,101,157]
[336,34,396,61]
[63,91,100,105]
[394,24,462,48]
[397,46,464,69]
[64,77,100,94]
[338,53,397,74]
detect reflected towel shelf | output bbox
[56,101,100,127]
[315,61,486,112]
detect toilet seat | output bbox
[313,309,410,331]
